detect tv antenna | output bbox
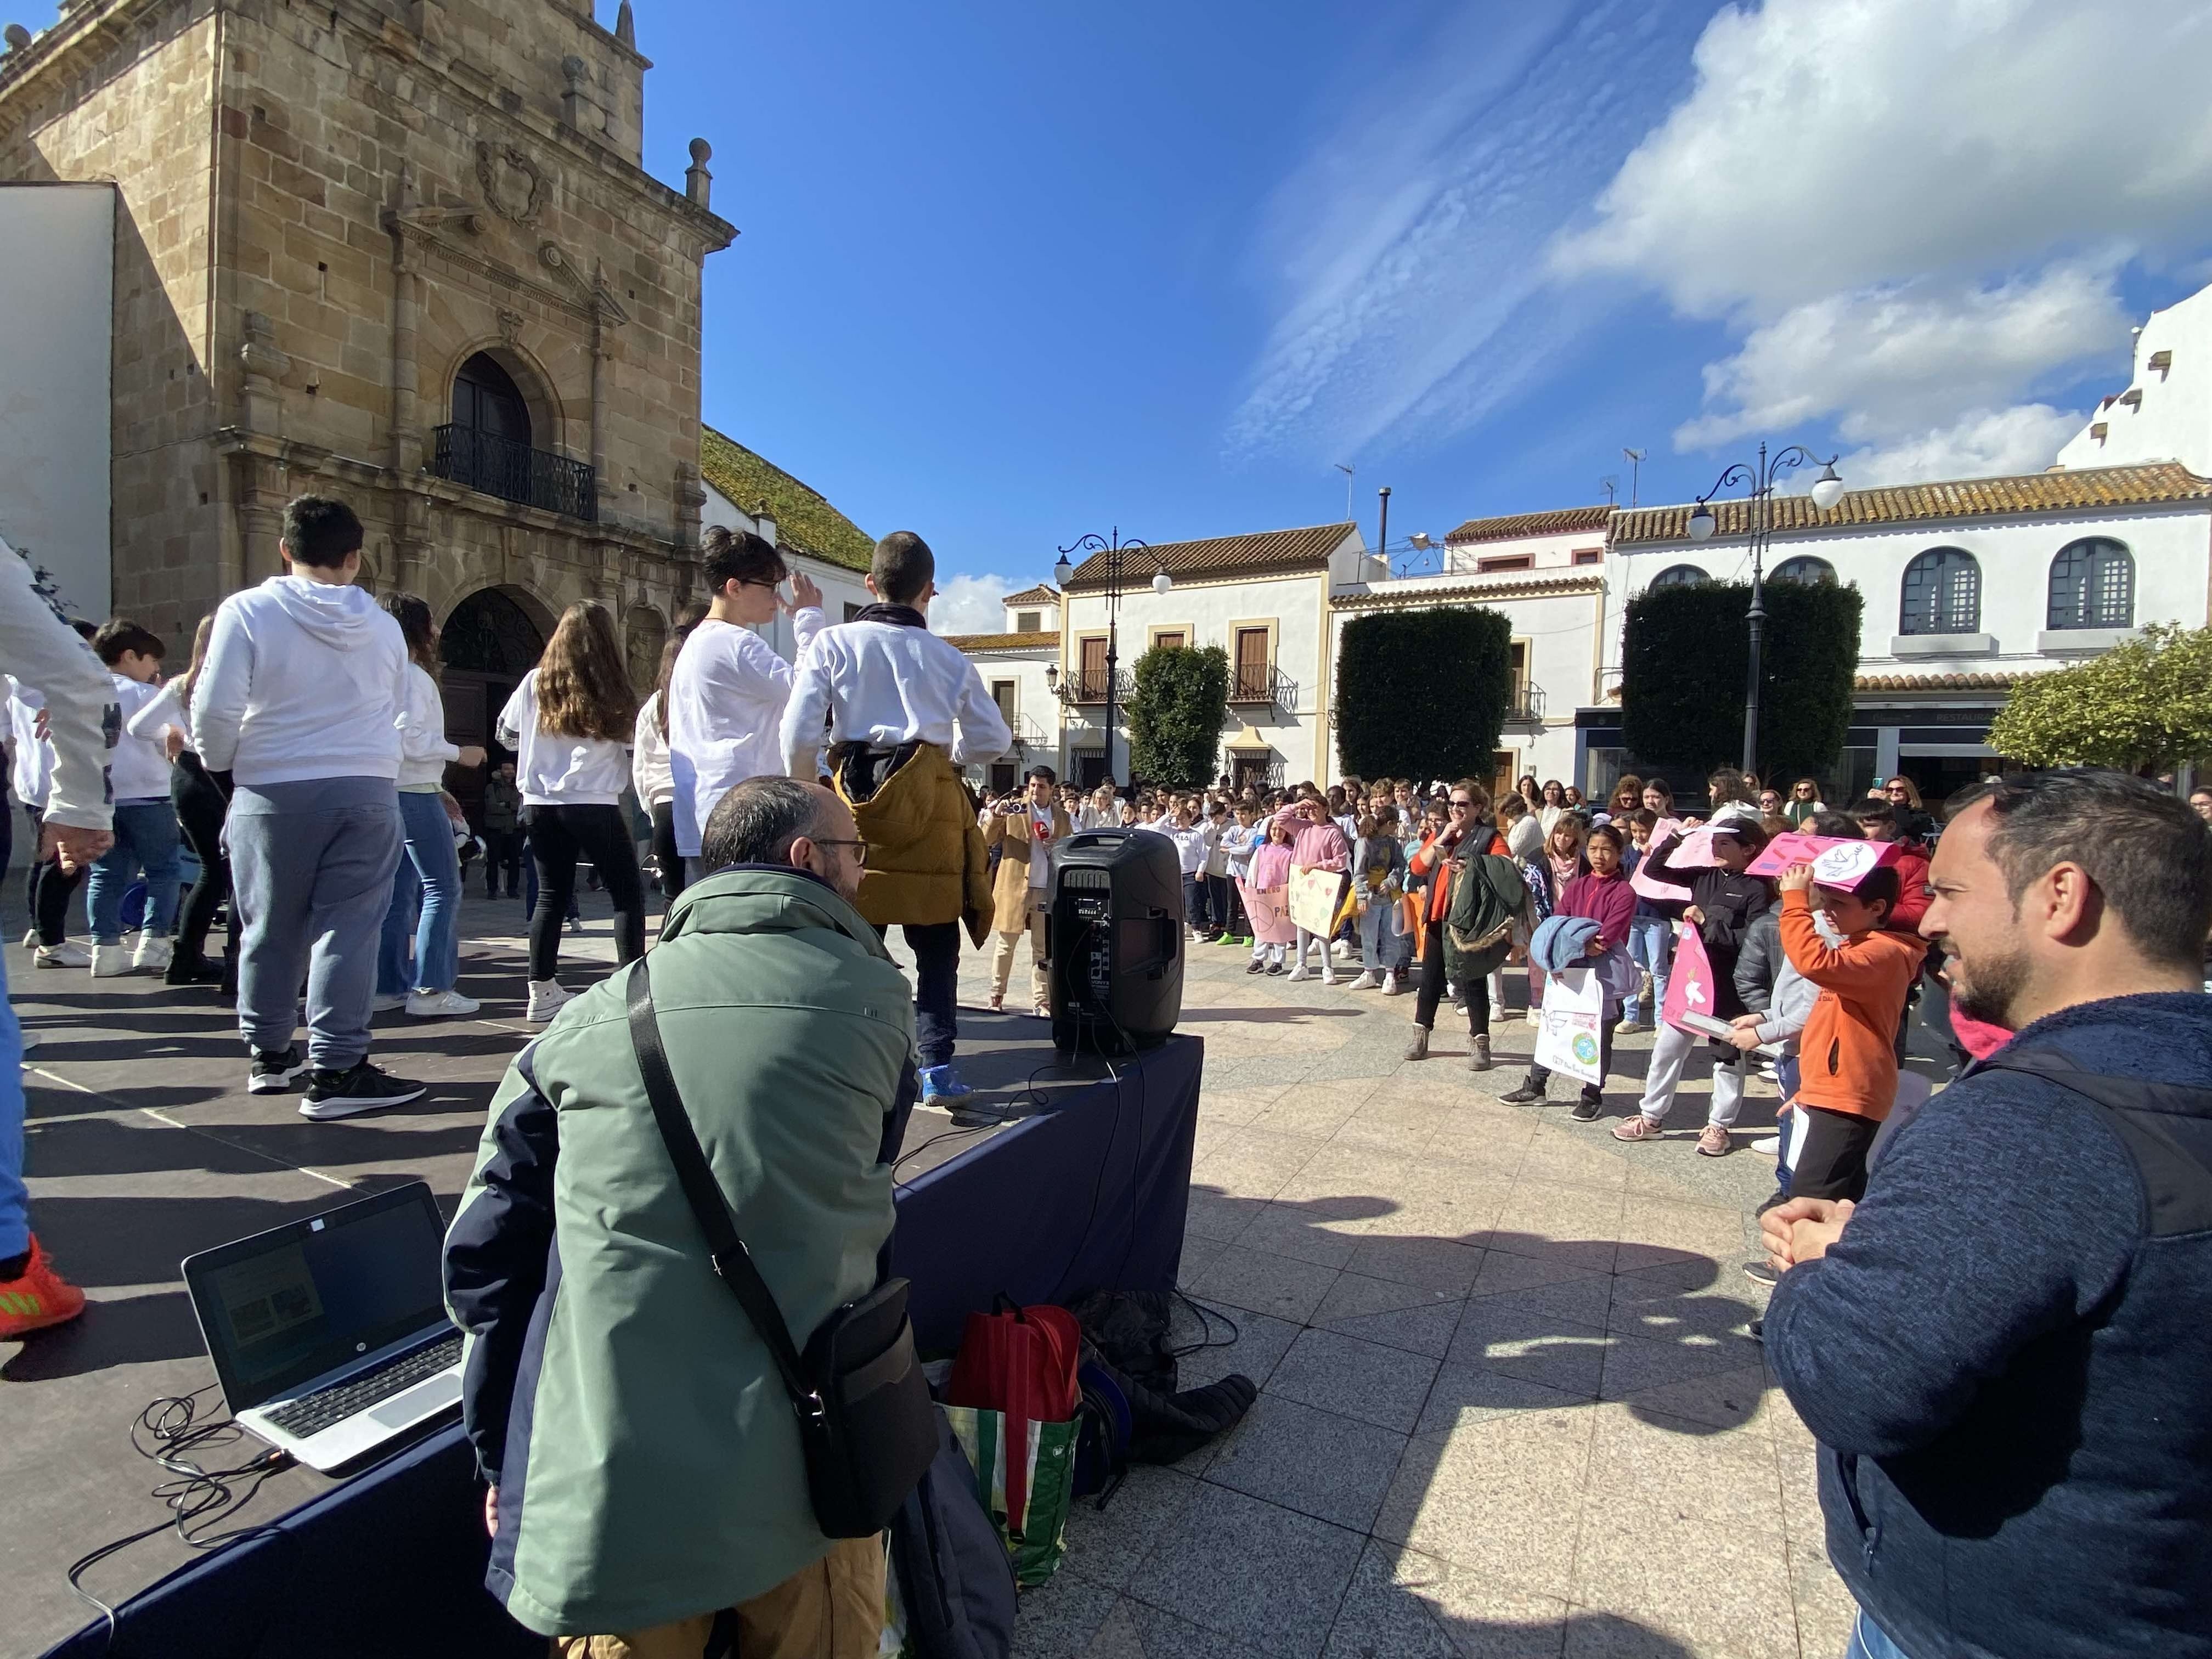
[1621,448,1647,509]
[1332,462,1356,521]
[1600,475,1618,506]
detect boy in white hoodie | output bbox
[191,497,423,1119]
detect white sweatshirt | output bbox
[108,675,176,800]
[778,618,1011,776]
[631,692,674,807]
[8,678,50,811]
[495,670,630,806]
[191,574,409,786]
[0,542,114,831]
[667,612,821,857]
[395,663,462,790]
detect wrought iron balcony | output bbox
[1505,684,1547,724]
[431,425,597,521]
[1006,713,1051,752]
[1062,669,1132,705]
[1230,664,1297,712]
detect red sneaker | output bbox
[0,1236,87,1339]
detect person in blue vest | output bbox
[1760,768,2212,1659]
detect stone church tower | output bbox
[0,0,732,741]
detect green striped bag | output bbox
[941,1403,1079,1589]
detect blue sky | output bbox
[636,0,2212,630]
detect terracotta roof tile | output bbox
[1332,573,1604,609]
[1001,584,1060,607]
[1444,504,1613,545]
[944,629,1060,652]
[1854,671,2024,691]
[1059,523,1356,591]
[1612,462,2212,547]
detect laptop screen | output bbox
[187,1182,451,1412]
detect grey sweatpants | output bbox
[228,777,403,1071]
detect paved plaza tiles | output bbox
[2,892,1862,1658]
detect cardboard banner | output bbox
[1534,966,1604,1086]
[1286,866,1348,937]
[1745,832,1901,889]
[1659,921,1722,1036]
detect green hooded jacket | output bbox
[443,866,917,1637]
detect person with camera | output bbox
[445,776,911,1658]
[983,765,1070,1017]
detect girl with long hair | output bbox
[121,614,235,987]
[374,594,486,1018]
[633,630,689,905]
[495,602,644,1022]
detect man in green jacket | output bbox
[445,776,916,1657]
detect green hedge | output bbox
[1620,577,1863,782]
[1127,643,1231,788]
[1335,608,1513,781]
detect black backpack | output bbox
[889,1409,1019,1659]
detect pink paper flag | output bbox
[1628,818,1701,904]
[1744,833,1900,889]
[1660,921,1719,1036]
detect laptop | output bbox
[182,1180,464,1472]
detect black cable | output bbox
[1167,1289,1242,1359]
[65,1386,296,1645]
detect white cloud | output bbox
[930,573,1020,637]
[1829,404,2085,488]
[1554,0,2212,317]
[1674,261,2129,451]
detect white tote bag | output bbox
[1533,966,1605,1086]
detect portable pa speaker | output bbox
[1047,828,1184,1054]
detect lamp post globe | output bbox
[1053,553,1074,585]
[1809,464,1846,511]
[1687,505,1716,542]
[1152,569,1172,595]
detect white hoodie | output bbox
[191,575,409,786]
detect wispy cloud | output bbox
[1226,0,1704,462]
[930,573,1021,637]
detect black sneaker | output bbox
[248,1047,307,1094]
[1570,1092,1604,1121]
[1245,960,1265,974]
[299,1060,427,1120]
[1742,1260,1780,1287]
[165,954,227,987]
[1499,1083,1546,1104]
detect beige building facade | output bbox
[0,0,732,754]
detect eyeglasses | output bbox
[810,837,868,860]
[1449,798,1474,809]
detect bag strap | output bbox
[625,961,825,1425]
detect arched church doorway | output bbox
[441,585,549,826]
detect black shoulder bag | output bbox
[625,961,939,1537]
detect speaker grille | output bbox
[1062,868,1110,890]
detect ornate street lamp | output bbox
[1684,444,1845,776]
[1052,528,1170,787]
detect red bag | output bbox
[944,1298,1081,1526]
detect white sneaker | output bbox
[20,928,36,947]
[1751,1135,1782,1156]
[407,989,481,1019]
[526,979,576,1023]
[371,992,408,1013]
[1321,969,1340,987]
[1381,972,1401,996]
[1525,1009,1542,1028]
[1286,966,1311,983]
[35,940,91,969]
[133,933,172,973]
[90,943,136,978]
[1347,972,1379,991]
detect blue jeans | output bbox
[0,948,26,1260]
[86,799,183,945]
[1847,1608,1912,1658]
[1623,914,1672,1022]
[377,790,464,996]
[1358,902,1409,972]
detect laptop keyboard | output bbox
[262,1332,462,1438]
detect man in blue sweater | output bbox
[1760,768,2212,1659]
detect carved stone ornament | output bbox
[496,308,524,346]
[475,142,545,224]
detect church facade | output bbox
[0,0,732,747]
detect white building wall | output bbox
[2056,284,2212,476]
[1446,526,1605,575]
[1058,567,1332,786]
[1602,503,2212,689]
[961,648,1060,790]
[699,479,874,662]
[0,183,114,619]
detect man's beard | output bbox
[1946,936,2029,1029]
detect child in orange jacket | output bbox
[1775,861,1927,1203]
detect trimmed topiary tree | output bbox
[1127,642,1231,788]
[1989,622,2212,772]
[1621,577,1863,784]
[1336,607,1514,781]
